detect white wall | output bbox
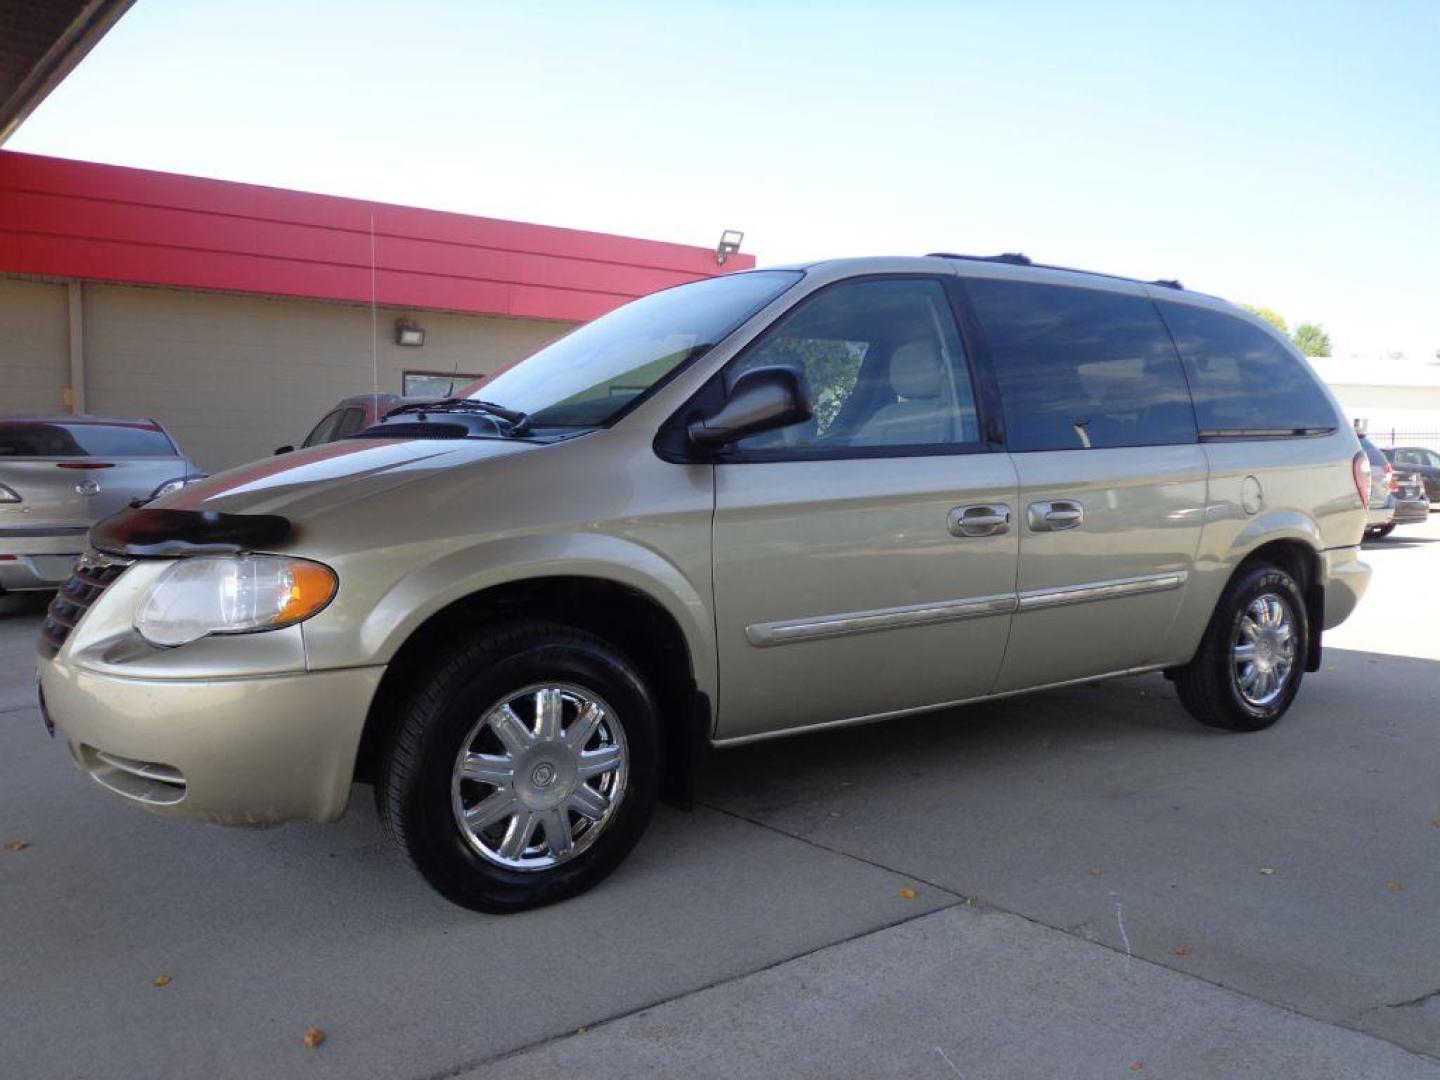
[1328,383,1440,444]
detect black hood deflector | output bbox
[90,508,292,557]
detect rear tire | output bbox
[1174,563,1307,732]
[377,620,660,913]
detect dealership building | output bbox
[0,150,753,471]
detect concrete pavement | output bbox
[3,516,1439,1078]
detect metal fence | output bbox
[1363,430,1440,452]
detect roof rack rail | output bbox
[928,252,1189,293]
[927,251,1032,266]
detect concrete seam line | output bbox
[417,901,967,1080]
[699,805,1440,1070]
[1351,986,1440,1018]
[996,906,1440,1066]
[697,800,968,898]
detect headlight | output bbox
[149,475,207,502]
[135,555,337,647]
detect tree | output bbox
[1291,323,1332,357]
[759,337,864,433]
[1241,304,1289,334]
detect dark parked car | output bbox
[277,393,439,454]
[1388,468,1431,530]
[1359,436,1396,539]
[1383,446,1440,503]
[1360,437,1429,539]
[0,416,202,594]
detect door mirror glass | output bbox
[688,366,813,448]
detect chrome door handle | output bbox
[1027,500,1084,532]
[948,504,1011,538]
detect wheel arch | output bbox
[352,535,715,807]
[1169,512,1327,676]
[1225,533,1326,673]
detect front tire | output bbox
[377,621,660,913]
[1174,563,1308,732]
[1365,523,1396,540]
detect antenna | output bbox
[370,214,379,412]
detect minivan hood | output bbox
[164,437,542,519]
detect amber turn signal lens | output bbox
[277,560,337,625]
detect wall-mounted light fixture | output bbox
[395,318,426,347]
[716,229,744,265]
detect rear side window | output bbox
[335,407,368,438]
[1393,449,1438,468]
[1156,302,1338,437]
[302,409,347,448]
[962,279,1197,452]
[0,421,175,457]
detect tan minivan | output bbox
[37,255,1372,911]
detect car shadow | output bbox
[697,670,1203,810]
[1366,534,1439,548]
[0,593,51,618]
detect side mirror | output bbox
[687,366,813,448]
[274,445,294,455]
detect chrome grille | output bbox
[39,551,132,659]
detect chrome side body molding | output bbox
[745,593,1017,647]
[1016,571,1187,611]
[745,571,1188,648]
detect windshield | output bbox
[464,270,802,427]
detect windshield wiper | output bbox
[385,398,533,435]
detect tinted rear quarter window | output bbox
[0,422,175,457]
[962,278,1197,451]
[1156,302,1337,436]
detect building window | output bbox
[403,371,483,397]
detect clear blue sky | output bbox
[11,0,1438,364]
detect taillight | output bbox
[1384,463,1399,493]
[1352,452,1371,506]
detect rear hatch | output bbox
[0,419,189,532]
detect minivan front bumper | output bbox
[1319,545,1371,630]
[38,656,384,825]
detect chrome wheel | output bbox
[1232,593,1296,708]
[451,683,628,871]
